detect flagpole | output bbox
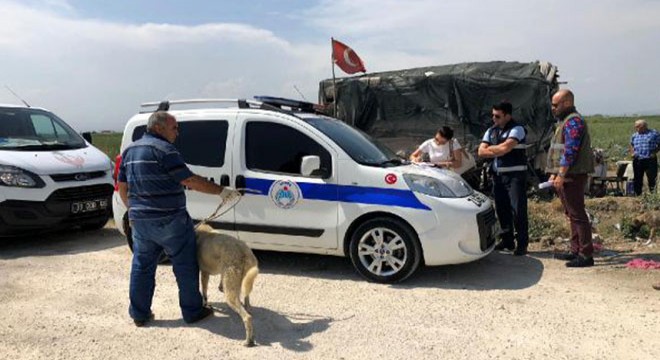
[331,37,338,118]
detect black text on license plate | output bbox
[71,199,108,214]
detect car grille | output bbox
[50,171,106,182]
[48,184,114,202]
[476,206,497,251]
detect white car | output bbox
[0,104,114,236]
[113,97,497,283]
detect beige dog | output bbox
[632,211,660,244]
[196,223,259,347]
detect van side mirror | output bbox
[81,132,93,143]
[301,155,321,177]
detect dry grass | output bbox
[529,196,644,246]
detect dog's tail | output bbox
[242,265,259,303]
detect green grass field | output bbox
[91,132,123,160]
[90,115,660,163]
[588,115,660,163]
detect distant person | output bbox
[117,111,235,326]
[410,126,464,170]
[629,119,660,195]
[478,101,529,256]
[546,89,595,267]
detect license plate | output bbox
[71,199,108,214]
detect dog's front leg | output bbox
[201,271,210,305]
[645,227,656,246]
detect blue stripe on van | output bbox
[245,178,430,210]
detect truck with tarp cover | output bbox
[318,61,561,187]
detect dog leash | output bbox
[194,188,261,230]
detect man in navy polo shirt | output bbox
[118,111,234,326]
[630,119,660,195]
[478,102,529,256]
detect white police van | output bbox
[0,104,114,236]
[112,97,497,283]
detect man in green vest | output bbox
[546,89,595,267]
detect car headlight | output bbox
[403,173,473,198]
[0,165,46,188]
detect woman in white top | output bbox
[409,126,463,169]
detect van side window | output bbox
[131,120,228,167]
[245,121,331,177]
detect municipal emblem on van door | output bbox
[269,180,301,209]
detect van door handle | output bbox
[235,175,246,194]
[220,174,230,186]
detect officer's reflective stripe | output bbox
[496,165,527,173]
[550,143,564,149]
[513,144,530,149]
[124,160,159,165]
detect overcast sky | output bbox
[1,0,659,131]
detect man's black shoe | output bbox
[565,256,594,268]
[554,252,578,261]
[513,248,528,256]
[494,242,515,251]
[133,312,154,327]
[185,306,213,324]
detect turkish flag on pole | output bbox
[332,38,366,75]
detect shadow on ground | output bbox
[532,248,660,267]
[255,250,544,291]
[0,226,124,260]
[151,304,334,352]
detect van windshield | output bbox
[302,116,404,167]
[0,107,86,151]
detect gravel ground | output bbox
[0,222,658,360]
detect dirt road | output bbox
[1,223,658,360]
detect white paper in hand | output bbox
[415,162,436,168]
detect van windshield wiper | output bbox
[375,158,405,167]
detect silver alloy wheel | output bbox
[357,227,408,277]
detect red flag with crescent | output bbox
[332,39,366,75]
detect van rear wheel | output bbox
[349,218,422,283]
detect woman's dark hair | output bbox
[436,126,454,140]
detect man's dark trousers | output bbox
[555,174,593,257]
[492,171,529,250]
[633,157,658,195]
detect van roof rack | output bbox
[253,96,324,113]
[139,98,259,113]
[138,97,322,117]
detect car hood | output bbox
[0,145,112,175]
[397,163,475,195]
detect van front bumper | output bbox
[416,193,498,266]
[0,184,113,236]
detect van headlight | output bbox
[403,173,473,198]
[0,165,46,188]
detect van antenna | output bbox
[5,85,30,107]
[293,85,307,101]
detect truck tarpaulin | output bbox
[319,61,560,167]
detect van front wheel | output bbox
[349,218,422,283]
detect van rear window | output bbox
[131,120,228,167]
